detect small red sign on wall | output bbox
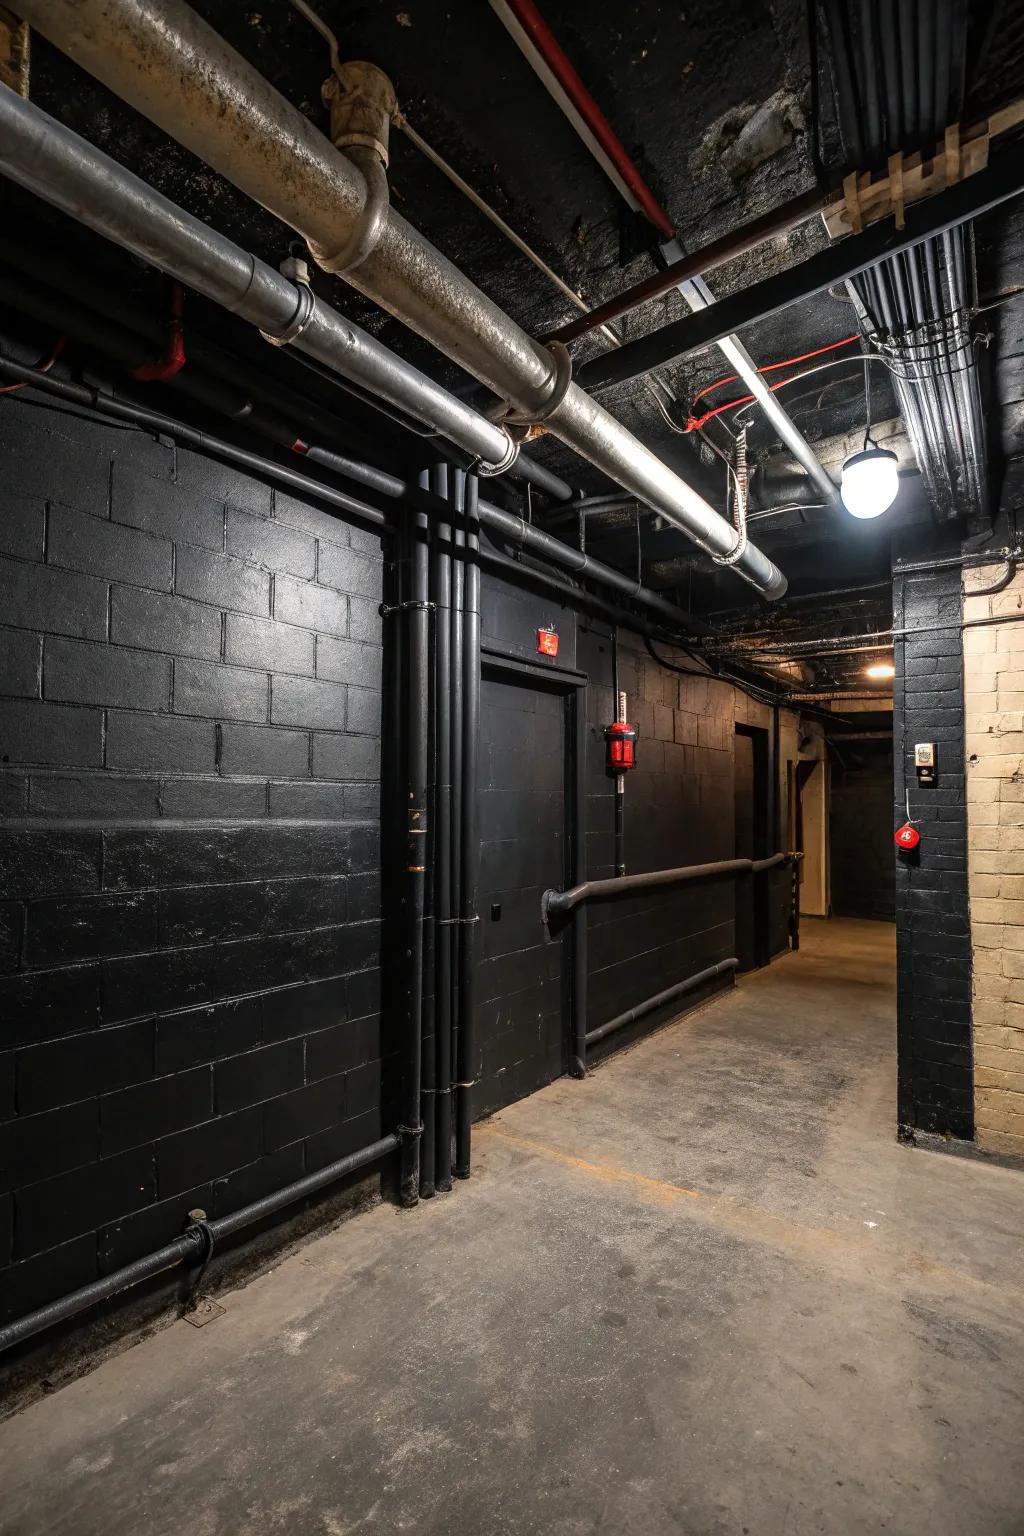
[537,628,559,657]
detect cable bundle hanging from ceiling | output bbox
[819,0,987,525]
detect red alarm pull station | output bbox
[605,720,638,772]
[894,822,921,851]
[537,627,559,657]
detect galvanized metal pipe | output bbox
[14,0,787,600]
[0,87,513,470]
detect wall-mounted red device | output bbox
[537,627,559,657]
[605,719,638,772]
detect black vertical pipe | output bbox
[418,465,444,1200]
[454,473,481,1178]
[898,0,919,151]
[571,686,588,1078]
[449,496,464,1169]
[399,487,429,1207]
[771,703,781,851]
[434,465,455,1193]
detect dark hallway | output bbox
[1,0,1023,1523]
[3,920,1023,1536]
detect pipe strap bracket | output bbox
[378,599,436,616]
[502,341,573,427]
[308,147,390,276]
[712,529,749,567]
[182,1218,216,1310]
[476,428,521,478]
[261,280,316,348]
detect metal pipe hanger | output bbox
[11,0,787,601]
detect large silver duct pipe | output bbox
[0,90,515,469]
[11,0,786,600]
[0,90,707,639]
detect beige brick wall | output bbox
[964,565,1024,1157]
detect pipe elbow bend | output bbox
[309,145,389,276]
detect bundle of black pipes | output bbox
[819,0,986,524]
[0,349,811,1347]
[416,465,481,1200]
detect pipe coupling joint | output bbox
[476,428,521,478]
[261,277,316,348]
[503,341,573,427]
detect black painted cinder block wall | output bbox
[0,402,391,1322]
[892,535,973,1141]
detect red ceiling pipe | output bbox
[131,280,186,381]
[496,0,675,240]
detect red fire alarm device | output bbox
[537,627,559,657]
[605,719,638,772]
[894,822,921,851]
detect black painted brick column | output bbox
[893,537,973,1141]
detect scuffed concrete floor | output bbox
[3,918,1024,1536]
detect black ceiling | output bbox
[6,0,1024,639]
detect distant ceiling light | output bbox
[840,448,899,519]
[865,662,896,680]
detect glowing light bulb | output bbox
[840,448,899,519]
[865,662,895,680]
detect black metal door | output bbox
[734,723,770,972]
[474,673,568,1115]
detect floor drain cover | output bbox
[184,1298,226,1327]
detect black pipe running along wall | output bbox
[0,385,798,1346]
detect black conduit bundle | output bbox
[819,0,986,524]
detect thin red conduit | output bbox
[500,0,675,240]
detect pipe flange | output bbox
[503,341,573,427]
[476,428,521,478]
[309,146,389,276]
[261,280,316,348]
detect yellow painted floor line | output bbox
[476,1122,1024,1317]
[476,1123,703,1204]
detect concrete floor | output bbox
[3,918,1024,1536]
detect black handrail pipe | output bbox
[542,851,798,922]
[0,1134,400,1357]
[585,959,739,1047]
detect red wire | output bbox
[0,335,66,394]
[689,334,860,409]
[684,348,864,435]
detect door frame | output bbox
[735,721,772,970]
[480,644,587,1079]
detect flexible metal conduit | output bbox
[0,1134,400,1355]
[585,958,739,1047]
[543,851,795,921]
[12,0,787,601]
